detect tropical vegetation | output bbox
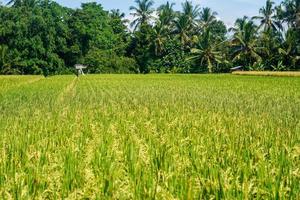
[0,0,299,75]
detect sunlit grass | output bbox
[0,74,299,199]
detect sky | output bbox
[3,0,283,27]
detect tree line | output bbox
[0,0,299,75]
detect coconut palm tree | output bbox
[189,30,225,73]
[279,0,300,28]
[130,0,154,30]
[152,22,168,56]
[297,0,300,28]
[231,19,263,66]
[110,9,130,27]
[182,1,200,21]
[278,29,300,69]
[111,9,126,19]
[198,7,218,31]
[150,2,177,56]
[172,1,200,49]
[277,1,289,26]
[253,0,282,32]
[174,14,192,48]
[181,0,200,30]
[157,1,175,26]
[229,16,249,34]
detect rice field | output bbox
[0,74,299,199]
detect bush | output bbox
[148,39,191,73]
[84,49,138,74]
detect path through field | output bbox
[0,75,299,199]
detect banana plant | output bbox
[271,61,286,71]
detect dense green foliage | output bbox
[0,0,299,75]
[0,75,299,198]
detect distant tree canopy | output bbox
[0,0,299,75]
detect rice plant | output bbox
[0,74,299,199]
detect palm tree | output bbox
[279,0,300,28]
[182,1,200,22]
[189,30,225,73]
[130,0,154,30]
[253,0,282,32]
[198,7,218,31]
[152,22,168,56]
[172,1,200,49]
[231,18,263,66]
[229,16,249,33]
[278,30,300,68]
[111,9,126,19]
[110,9,130,25]
[150,2,177,56]
[174,14,192,48]
[157,2,175,28]
[180,0,200,32]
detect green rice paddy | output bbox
[0,74,299,199]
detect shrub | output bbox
[84,49,138,74]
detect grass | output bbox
[232,71,300,77]
[0,74,299,199]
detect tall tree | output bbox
[7,0,36,7]
[130,0,154,30]
[157,1,175,29]
[1,0,298,75]
[198,7,217,31]
[229,16,249,33]
[109,9,130,55]
[174,14,192,48]
[253,0,282,32]
[189,30,225,73]
[67,3,121,64]
[182,1,200,23]
[231,18,263,67]
[278,29,300,69]
[110,9,129,26]
[152,21,168,56]
[110,9,129,35]
[279,0,300,28]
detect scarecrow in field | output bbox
[75,64,87,77]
